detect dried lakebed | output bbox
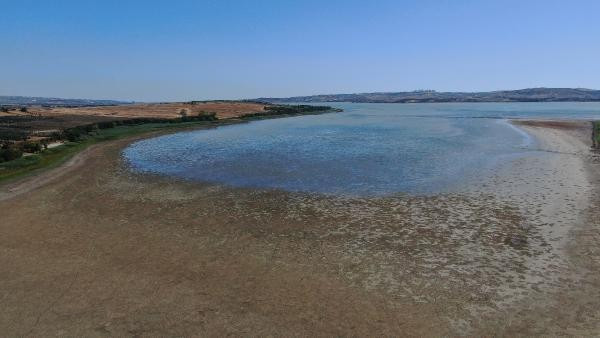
[1,116,599,335]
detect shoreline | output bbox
[482,119,600,334]
[0,117,599,335]
[0,103,341,185]
[0,107,341,198]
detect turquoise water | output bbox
[123,102,600,196]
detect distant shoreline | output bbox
[257,88,600,104]
[266,99,600,104]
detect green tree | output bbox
[22,141,42,153]
[0,144,23,162]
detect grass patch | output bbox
[0,120,218,183]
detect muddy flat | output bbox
[1,120,599,336]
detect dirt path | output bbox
[0,144,102,202]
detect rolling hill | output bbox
[256,88,600,103]
[0,95,132,107]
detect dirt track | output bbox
[0,145,100,202]
[1,121,599,336]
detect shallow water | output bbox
[123,102,600,196]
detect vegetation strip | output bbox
[0,105,338,183]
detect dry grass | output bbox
[1,101,267,140]
[20,102,266,120]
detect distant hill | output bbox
[0,95,133,107]
[256,88,600,103]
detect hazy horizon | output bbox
[2,0,599,102]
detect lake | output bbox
[123,102,600,196]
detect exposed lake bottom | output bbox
[2,108,600,335]
[117,103,600,333]
[119,119,600,334]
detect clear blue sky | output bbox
[2,0,599,101]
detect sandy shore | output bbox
[471,120,600,334]
[0,119,599,336]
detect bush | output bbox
[0,145,23,162]
[263,105,334,114]
[22,141,42,153]
[50,131,63,141]
[97,121,116,129]
[0,107,8,113]
[240,105,336,119]
[197,111,217,120]
[181,112,217,122]
[83,124,98,133]
[20,107,28,113]
[64,127,86,142]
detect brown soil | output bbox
[1,120,599,336]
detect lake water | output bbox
[123,102,600,196]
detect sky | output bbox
[1,0,600,102]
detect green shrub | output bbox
[64,127,86,142]
[240,105,336,119]
[181,112,217,122]
[97,121,116,129]
[198,112,217,121]
[50,131,63,141]
[0,145,23,162]
[22,141,42,153]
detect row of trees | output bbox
[62,111,218,142]
[0,111,219,163]
[0,143,23,162]
[0,140,47,162]
[240,105,337,119]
